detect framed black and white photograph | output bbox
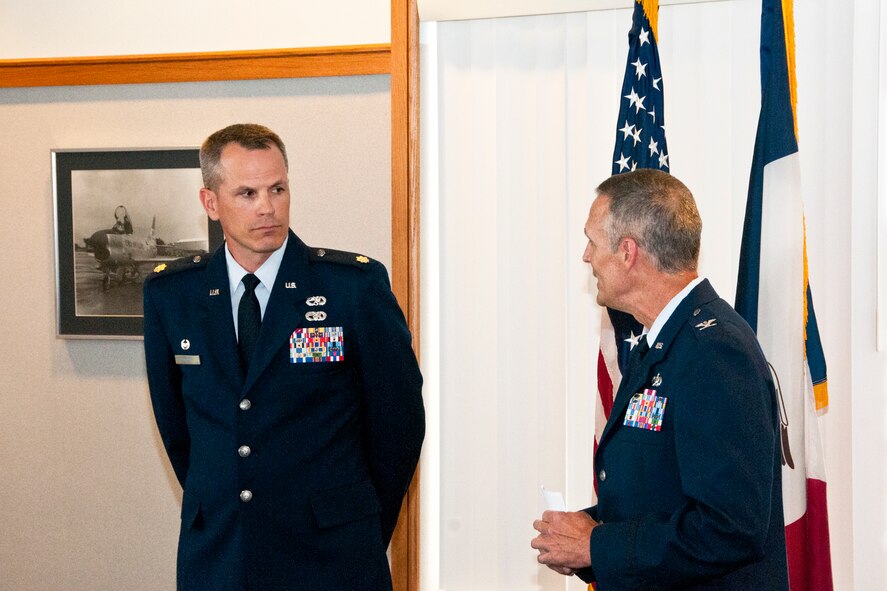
[53,148,223,338]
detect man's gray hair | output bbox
[199,123,288,191]
[596,169,702,273]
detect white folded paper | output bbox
[541,485,566,511]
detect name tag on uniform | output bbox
[623,388,667,432]
[174,355,201,365]
[289,326,344,363]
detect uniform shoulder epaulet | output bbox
[146,252,211,280]
[308,247,374,270]
[687,305,720,338]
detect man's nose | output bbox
[256,191,275,214]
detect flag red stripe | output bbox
[597,349,614,420]
[784,478,833,591]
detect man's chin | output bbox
[253,230,287,251]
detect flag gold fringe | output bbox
[783,0,799,139]
[802,216,829,410]
[813,381,829,412]
[639,0,659,41]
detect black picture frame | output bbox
[53,148,224,339]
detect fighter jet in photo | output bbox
[83,208,206,291]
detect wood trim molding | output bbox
[0,44,391,88]
[389,0,421,590]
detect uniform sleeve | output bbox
[143,280,191,487]
[353,264,425,545]
[589,332,779,589]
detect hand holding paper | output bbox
[531,490,597,576]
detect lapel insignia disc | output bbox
[623,388,668,432]
[306,296,327,306]
[290,326,344,363]
[695,319,717,331]
[306,311,327,322]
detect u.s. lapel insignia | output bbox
[651,373,663,387]
[695,319,717,331]
[306,311,327,322]
[209,288,220,296]
[306,296,327,306]
[285,282,297,289]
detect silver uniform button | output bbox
[240,490,253,502]
[238,446,251,458]
[239,399,251,411]
[598,469,606,482]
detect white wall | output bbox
[418,0,722,22]
[421,0,871,588]
[850,0,887,587]
[0,0,390,59]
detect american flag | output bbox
[595,0,670,459]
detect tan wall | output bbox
[0,75,390,590]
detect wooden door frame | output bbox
[389,1,421,589]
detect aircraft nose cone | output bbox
[87,231,111,261]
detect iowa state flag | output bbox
[735,1,833,589]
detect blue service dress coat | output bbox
[143,231,425,591]
[579,280,789,590]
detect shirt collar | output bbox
[644,276,704,346]
[225,236,288,294]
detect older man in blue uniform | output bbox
[531,169,789,590]
[144,123,424,590]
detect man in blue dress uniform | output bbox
[144,123,425,590]
[531,169,789,590]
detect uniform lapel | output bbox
[597,280,720,447]
[198,247,243,392]
[599,346,654,445]
[242,232,312,394]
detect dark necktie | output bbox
[636,337,650,359]
[627,337,650,376]
[238,273,262,371]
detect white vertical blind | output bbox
[421,0,857,588]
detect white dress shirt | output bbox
[225,237,288,340]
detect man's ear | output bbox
[199,188,220,221]
[620,237,639,267]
